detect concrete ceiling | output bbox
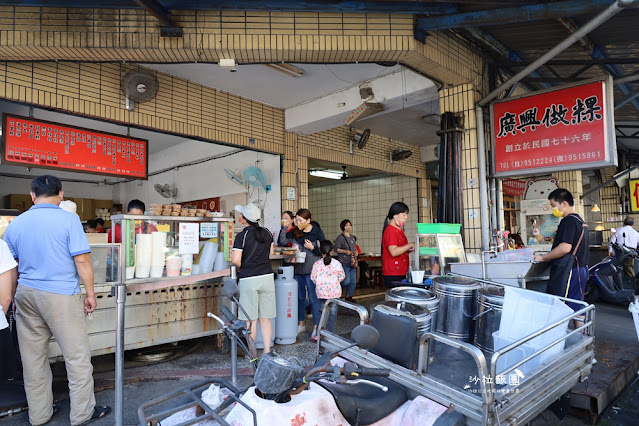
[143,62,441,148]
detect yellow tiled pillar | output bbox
[418,177,433,223]
[555,171,584,217]
[439,84,481,252]
[281,132,299,214]
[600,167,623,241]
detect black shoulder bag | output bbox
[547,214,587,298]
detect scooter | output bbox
[585,242,638,304]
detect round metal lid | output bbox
[432,275,482,290]
[479,285,505,297]
[373,301,430,317]
[387,286,437,301]
[478,285,505,304]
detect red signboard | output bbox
[502,179,527,197]
[180,197,220,211]
[490,77,616,177]
[1,113,148,179]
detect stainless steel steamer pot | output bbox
[432,276,481,342]
[385,286,440,331]
[473,286,505,359]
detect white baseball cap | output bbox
[235,203,261,222]
[59,200,78,215]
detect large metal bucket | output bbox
[432,276,481,342]
[385,286,439,331]
[473,286,505,360]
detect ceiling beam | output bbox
[415,0,623,32]
[0,1,460,14]
[464,26,553,90]
[132,0,183,37]
[506,58,639,66]
[556,16,639,115]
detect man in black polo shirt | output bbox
[533,188,588,327]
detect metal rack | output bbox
[110,214,235,426]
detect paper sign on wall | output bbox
[200,222,218,239]
[179,223,200,254]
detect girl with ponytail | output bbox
[310,240,345,335]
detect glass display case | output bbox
[413,233,467,272]
[110,214,235,284]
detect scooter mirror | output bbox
[223,277,240,299]
[351,324,380,350]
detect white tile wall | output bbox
[309,175,418,255]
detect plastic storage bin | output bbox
[416,223,462,234]
[492,287,573,376]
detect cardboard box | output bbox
[74,198,95,221]
[5,194,33,213]
[86,233,108,244]
[94,199,113,210]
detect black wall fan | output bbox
[122,71,159,111]
[390,147,412,164]
[349,129,371,154]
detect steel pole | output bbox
[476,106,490,250]
[479,0,634,107]
[114,283,126,426]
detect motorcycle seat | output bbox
[317,376,408,425]
[370,307,417,369]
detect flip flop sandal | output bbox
[77,405,112,425]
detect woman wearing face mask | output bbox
[278,211,295,247]
[381,202,415,289]
[286,208,325,340]
[334,219,358,302]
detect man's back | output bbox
[613,225,639,248]
[5,203,90,295]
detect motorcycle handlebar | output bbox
[356,367,391,377]
[220,306,237,324]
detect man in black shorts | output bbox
[533,188,588,327]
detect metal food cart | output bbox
[46,215,235,361]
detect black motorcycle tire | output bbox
[584,280,601,304]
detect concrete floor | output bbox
[1,292,638,426]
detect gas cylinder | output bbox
[274,266,298,344]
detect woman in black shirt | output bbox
[286,208,325,340]
[232,203,275,353]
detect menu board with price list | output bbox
[1,113,148,179]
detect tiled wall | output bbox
[309,175,418,255]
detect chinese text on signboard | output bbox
[491,79,615,177]
[1,113,148,179]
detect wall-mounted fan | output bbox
[243,166,271,193]
[390,147,412,164]
[340,165,349,180]
[154,183,178,198]
[225,168,245,186]
[122,71,159,111]
[349,129,371,154]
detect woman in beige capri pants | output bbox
[232,203,276,353]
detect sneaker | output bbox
[298,325,306,334]
[312,335,318,341]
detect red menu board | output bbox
[490,78,616,177]
[1,113,148,179]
